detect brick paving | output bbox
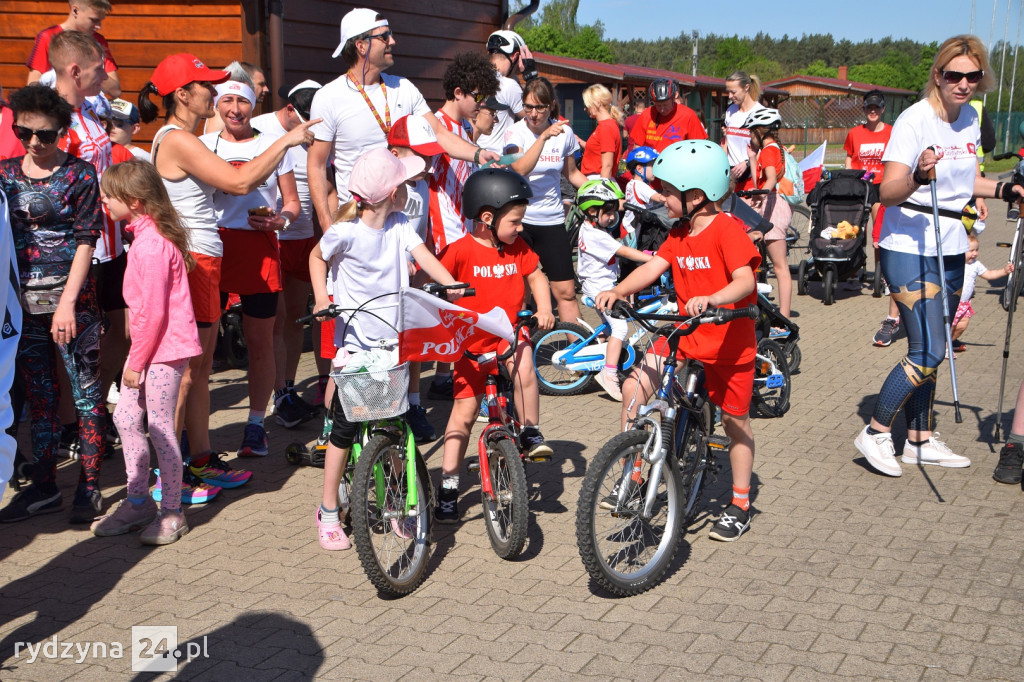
[2,216,1023,680]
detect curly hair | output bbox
[8,84,74,130]
[442,52,499,101]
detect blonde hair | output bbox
[925,35,995,116]
[582,84,624,125]
[100,160,196,271]
[331,194,394,224]
[726,71,761,104]
[49,30,103,72]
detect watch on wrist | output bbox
[281,216,291,231]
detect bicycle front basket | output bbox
[331,362,410,422]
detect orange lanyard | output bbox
[348,72,391,135]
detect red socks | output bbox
[732,485,750,511]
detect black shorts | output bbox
[867,182,881,206]
[91,252,127,312]
[220,291,278,319]
[519,221,576,282]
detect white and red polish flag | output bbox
[398,288,514,363]
[799,142,828,194]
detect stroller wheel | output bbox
[797,260,809,296]
[872,262,884,298]
[823,268,836,306]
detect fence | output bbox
[778,97,885,167]
[992,111,1024,155]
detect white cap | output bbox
[286,79,322,98]
[333,8,388,59]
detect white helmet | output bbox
[487,30,526,57]
[742,108,782,130]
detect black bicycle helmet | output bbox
[462,168,533,221]
[648,78,676,103]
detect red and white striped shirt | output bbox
[61,98,119,261]
[427,110,472,254]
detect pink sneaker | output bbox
[140,509,190,546]
[316,507,350,550]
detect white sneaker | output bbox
[900,434,970,468]
[855,426,902,477]
[106,383,120,405]
[595,370,622,401]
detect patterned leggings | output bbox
[113,359,188,510]
[20,282,106,490]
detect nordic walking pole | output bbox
[928,166,963,423]
[995,208,1023,441]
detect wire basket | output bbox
[331,362,410,422]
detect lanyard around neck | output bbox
[348,72,391,135]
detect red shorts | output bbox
[218,228,283,295]
[320,295,336,359]
[452,328,529,399]
[650,338,755,416]
[279,236,316,282]
[188,253,222,324]
[872,203,887,244]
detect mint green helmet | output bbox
[652,140,731,201]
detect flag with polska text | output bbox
[398,288,513,363]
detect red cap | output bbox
[150,53,229,96]
[387,115,444,156]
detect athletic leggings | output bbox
[873,249,965,431]
[114,359,188,511]
[19,282,106,490]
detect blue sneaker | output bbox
[237,423,269,457]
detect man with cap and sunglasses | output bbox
[307,7,499,237]
[471,96,509,145]
[627,78,707,154]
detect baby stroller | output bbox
[620,201,672,282]
[796,169,878,305]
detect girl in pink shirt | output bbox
[91,160,203,545]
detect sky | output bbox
[574,0,1014,46]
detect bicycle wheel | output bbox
[576,429,684,596]
[753,338,792,418]
[482,436,529,559]
[533,322,596,396]
[677,403,713,524]
[1002,226,1024,312]
[350,433,432,595]
[787,205,810,271]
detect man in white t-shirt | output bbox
[476,29,536,155]
[307,8,499,235]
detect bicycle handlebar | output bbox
[733,189,771,197]
[609,299,757,338]
[992,151,1022,161]
[296,283,475,325]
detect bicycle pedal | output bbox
[526,453,552,463]
[707,435,732,450]
[467,457,480,473]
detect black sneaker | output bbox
[289,389,319,416]
[872,318,900,347]
[275,393,314,429]
[405,405,436,444]
[599,476,643,510]
[69,486,103,525]
[434,484,460,524]
[519,427,553,462]
[709,504,750,541]
[427,376,454,401]
[993,442,1024,484]
[0,484,62,523]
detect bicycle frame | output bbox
[475,357,522,499]
[351,419,421,515]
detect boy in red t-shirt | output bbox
[596,140,760,542]
[435,168,555,523]
[26,0,120,99]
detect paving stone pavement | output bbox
[2,216,1024,681]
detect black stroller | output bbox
[796,169,880,305]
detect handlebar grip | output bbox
[609,299,633,319]
[296,305,337,325]
[462,287,475,297]
[711,304,758,323]
[992,152,1021,161]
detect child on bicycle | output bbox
[435,168,555,523]
[309,148,461,551]
[595,140,761,542]
[623,146,665,239]
[575,178,652,401]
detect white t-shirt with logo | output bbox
[507,118,580,225]
[577,223,621,298]
[880,99,979,257]
[477,73,524,154]
[199,132,295,231]
[319,212,423,351]
[310,73,430,202]
[251,112,313,240]
[723,103,764,166]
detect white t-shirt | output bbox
[310,72,429,202]
[319,212,423,351]
[723,103,764,166]
[200,132,295,231]
[961,258,987,302]
[477,73,524,154]
[128,145,151,163]
[507,118,579,225]
[251,112,314,240]
[578,223,621,297]
[623,177,657,235]
[879,99,979,257]
[404,178,430,246]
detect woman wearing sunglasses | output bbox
[855,35,1024,478]
[0,84,107,524]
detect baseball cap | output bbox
[387,115,444,156]
[109,98,140,124]
[863,90,886,108]
[349,147,425,204]
[150,53,229,96]
[481,96,510,112]
[277,79,322,121]
[332,8,388,59]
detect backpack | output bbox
[767,142,806,206]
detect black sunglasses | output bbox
[367,29,393,43]
[13,125,60,145]
[941,69,984,85]
[467,90,487,104]
[522,103,550,111]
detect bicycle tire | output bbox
[576,429,684,596]
[482,436,529,559]
[350,433,432,595]
[787,205,810,271]
[753,338,792,418]
[533,322,596,396]
[677,402,713,524]
[784,341,802,374]
[1002,227,1024,312]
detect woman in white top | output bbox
[721,71,764,190]
[854,35,1024,478]
[508,77,587,322]
[138,53,315,480]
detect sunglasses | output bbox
[467,90,487,104]
[522,103,550,112]
[13,125,60,145]
[941,69,984,85]
[367,30,393,43]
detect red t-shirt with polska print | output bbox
[655,212,760,364]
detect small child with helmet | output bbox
[595,140,761,542]
[623,146,666,239]
[575,179,652,400]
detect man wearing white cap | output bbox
[307,7,499,234]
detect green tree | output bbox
[801,59,837,78]
[566,26,616,63]
[712,37,753,77]
[518,24,568,55]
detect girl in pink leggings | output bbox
[90,160,203,545]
